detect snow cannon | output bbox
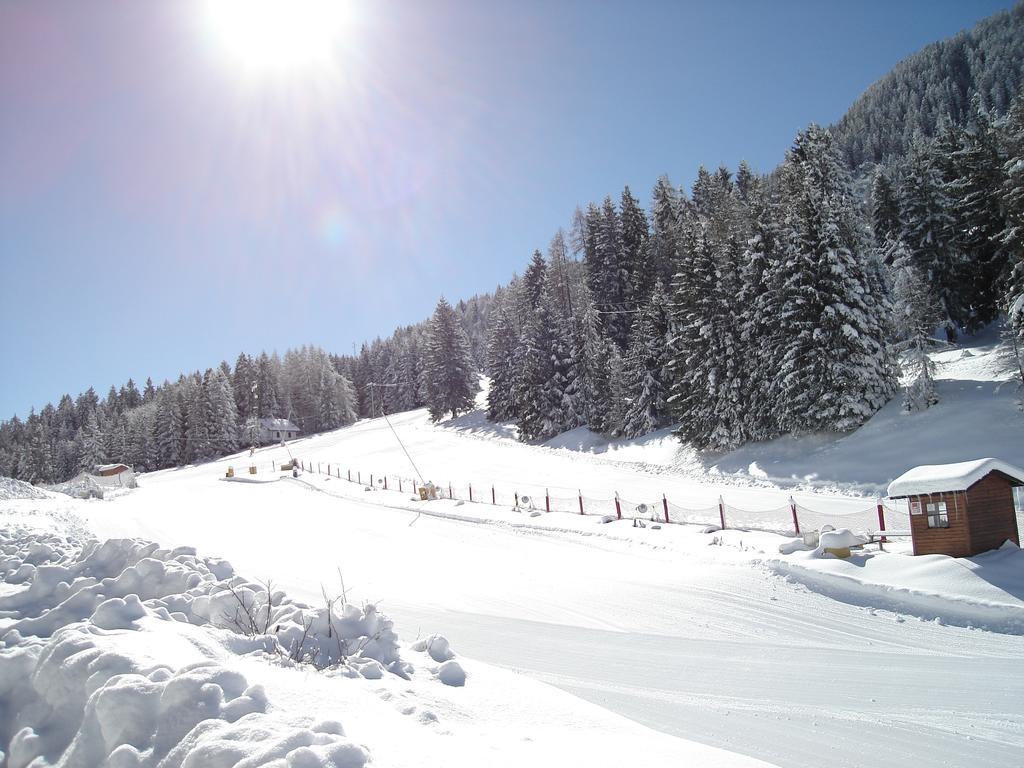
[517,494,535,511]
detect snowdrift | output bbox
[0,526,452,768]
[0,477,51,501]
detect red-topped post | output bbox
[789,496,801,535]
[614,492,622,520]
[876,498,887,543]
[718,496,726,530]
[663,494,669,524]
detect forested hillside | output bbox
[832,3,1024,169]
[3,5,1024,485]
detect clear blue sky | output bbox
[0,0,1011,419]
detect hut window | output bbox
[926,501,949,528]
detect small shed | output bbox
[95,463,131,478]
[887,458,1024,557]
[259,417,300,444]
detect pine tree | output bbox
[207,367,239,455]
[153,390,181,467]
[891,243,943,410]
[773,125,896,434]
[424,297,479,421]
[870,168,903,253]
[901,135,964,340]
[650,176,682,286]
[620,185,652,306]
[942,98,1009,331]
[485,298,519,422]
[622,281,671,437]
[78,412,106,472]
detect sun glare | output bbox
[203,0,351,75]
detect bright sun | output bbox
[203,0,351,75]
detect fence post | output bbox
[398,477,402,492]
[615,492,622,520]
[578,490,584,515]
[515,491,519,507]
[789,496,801,535]
[358,471,361,485]
[347,469,351,482]
[546,489,550,513]
[663,494,669,524]
[492,485,496,505]
[876,498,888,543]
[718,496,726,530]
[327,464,330,475]
[449,482,453,499]
[384,475,388,490]
[469,483,473,502]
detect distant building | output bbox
[887,458,1024,557]
[259,417,300,444]
[95,463,131,478]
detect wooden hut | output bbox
[887,458,1024,557]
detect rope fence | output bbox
[249,457,911,537]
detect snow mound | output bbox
[0,477,50,500]
[411,633,455,663]
[0,526,437,767]
[436,660,467,687]
[818,528,869,550]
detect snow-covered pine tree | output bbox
[183,373,211,462]
[232,353,256,422]
[586,197,630,349]
[773,124,897,434]
[999,93,1024,385]
[668,168,751,450]
[870,167,903,253]
[900,135,964,340]
[77,412,105,472]
[891,241,944,410]
[207,367,239,455]
[24,416,53,485]
[577,291,625,435]
[152,390,178,467]
[620,186,652,307]
[942,98,1009,331]
[738,174,785,441]
[650,175,682,287]
[485,291,519,422]
[622,281,671,438]
[424,297,479,421]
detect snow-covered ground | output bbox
[3,330,1023,767]
[0,504,773,768]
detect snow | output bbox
[0,511,775,768]
[2,327,1023,767]
[0,477,51,501]
[817,528,869,550]
[887,457,1024,497]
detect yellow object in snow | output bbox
[226,466,234,478]
[249,465,257,475]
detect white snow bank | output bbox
[887,457,1024,497]
[0,525,424,767]
[0,477,50,501]
[766,541,1024,633]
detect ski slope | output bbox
[57,397,1024,768]
[8,331,1024,767]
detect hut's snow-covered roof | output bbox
[259,418,299,432]
[887,458,1024,498]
